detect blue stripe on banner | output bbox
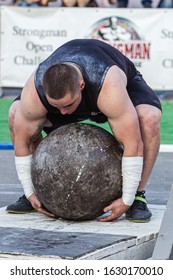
[0,143,14,150]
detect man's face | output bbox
[46,91,82,115]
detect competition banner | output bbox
[0,6,173,89]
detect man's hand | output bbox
[28,193,55,218]
[99,198,130,222]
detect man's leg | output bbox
[117,0,128,7]
[142,0,152,8]
[126,104,161,222]
[8,100,20,144]
[136,104,161,190]
[6,100,35,213]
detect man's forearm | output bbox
[15,155,35,198]
[121,156,143,205]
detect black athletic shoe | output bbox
[6,195,35,214]
[125,191,152,223]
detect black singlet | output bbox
[34,40,136,120]
[34,39,161,131]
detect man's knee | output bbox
[136,105,161,133]
[8,101,20,131]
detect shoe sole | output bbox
[6,210,36,214]
[126,218,150,223]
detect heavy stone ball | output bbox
[31,123,122,221]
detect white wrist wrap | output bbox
[15,155,35,198]
[122,157,143,206]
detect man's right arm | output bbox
[12,74,55,217]
[14,113,55,217]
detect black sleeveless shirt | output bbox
[34,39,137,123]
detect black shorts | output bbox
[127,72,162,110]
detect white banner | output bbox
[0,6,173,89]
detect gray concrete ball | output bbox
[31,123,122,220]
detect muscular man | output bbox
[6,39,162,222]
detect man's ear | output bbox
[80,80,85,90]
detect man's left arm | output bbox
[97,66,143,221]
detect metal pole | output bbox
[152,184,173,259]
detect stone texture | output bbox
[31,123,122,220]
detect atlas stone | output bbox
[31,123,123,221]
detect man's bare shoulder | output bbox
[20,71,47,121]
[97,65,129,119]
[104,65,127,87]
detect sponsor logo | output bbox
[89,16,151,68]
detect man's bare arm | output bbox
[12,72,55,217]
[97,66,143,221]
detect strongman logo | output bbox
[88,16,151,68]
